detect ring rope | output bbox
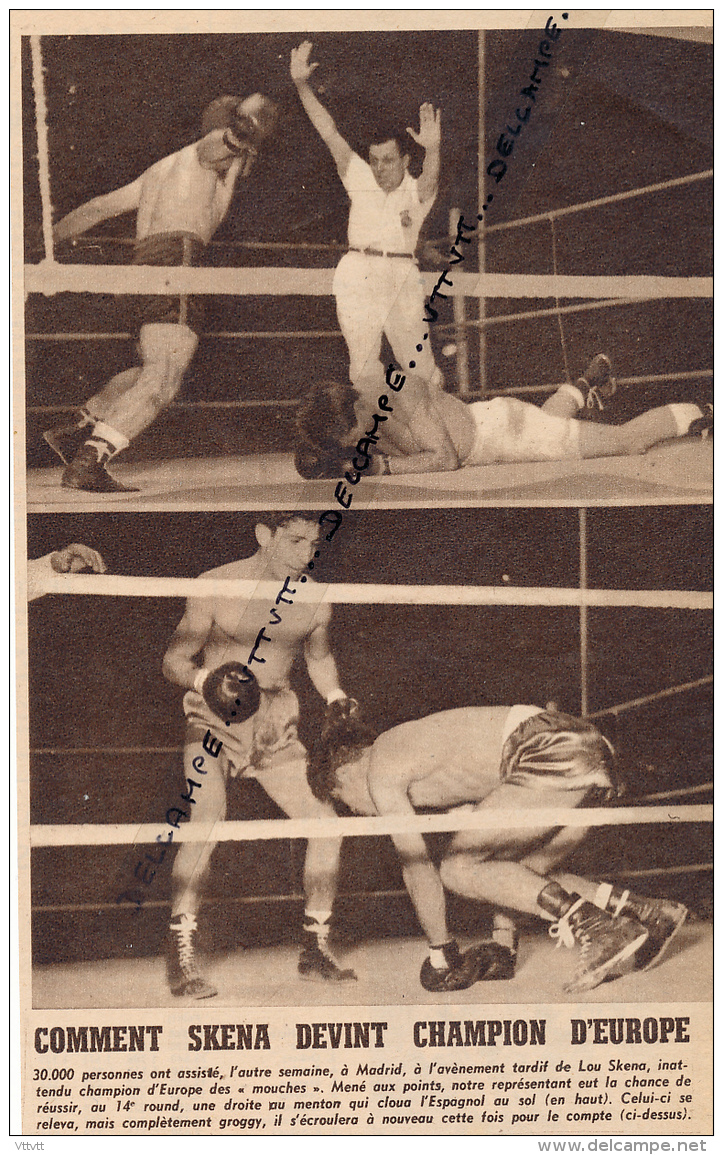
[601,863,711,880]
[29,804,713,848]
[62,237,350,253]
[30,864,713,914]
[23,264,713,301]
[638,783,712,804]
[468,296,661,331]
[31,399,300,414]
[480,169,713,237]
[28,370,712,416]
[26,330,344,342]
[586,675,713,721]
[32,574,713,610]
[489,369,713,399]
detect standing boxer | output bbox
[45,94,279,493]
[310,703,688,994]
[291,40,442,400]
[161,511,357,998]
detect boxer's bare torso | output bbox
[163,513,335,697]
[192,557,324,690]
[135,141,243,242]
[52,129,246,247]
[334,706,511,814]
[351,374,476,473]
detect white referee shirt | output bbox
[341,152,432,254]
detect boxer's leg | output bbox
[43,367,141,466]
[85,366,143,421]
[257,758,356,981]
[579,403,706,458]
[99,322,198,442]
[165,736,227,999]
[440,783,647,992]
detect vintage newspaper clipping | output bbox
[12,9,712,1146]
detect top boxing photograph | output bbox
[21,25,712,512]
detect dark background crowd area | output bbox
[23,28,712,468]
[28,508,712,965]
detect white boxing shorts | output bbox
[183,685,306,778]
[461,397,581,466]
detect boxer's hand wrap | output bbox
[324,696,359,724]
[463,940,517,982]
[321,697,362,744]
[369,453,391,476]
[201,662,261,725]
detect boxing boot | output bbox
[576,353,617,421]
[62,444,139,493]
[687,402,713,438]
[597,885,688,970]
[298,927,357,983]
[165,914,218,999]
[548,897,648,993]
[43,410,94,464]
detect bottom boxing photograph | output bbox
[25,508,712,1008]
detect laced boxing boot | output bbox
[62,443,139,493]
[43,409,95,465]
[298,917,357,983]
[687,402,713,438]
[595,884,688,971]
[165,913,218,999]
[576,353,617,421]
[547,896,648,994]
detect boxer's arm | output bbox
[162,598,215,691]
[368,756,449,946]
[53,178,143,242]
[304,610,347,704]
[375,382,459,474]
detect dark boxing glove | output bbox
[321,695,366,746]
[239,96,279,145]
[420,940,516,992]
[294,445,349,480]
[420,941,480,992]
[198,662,260,725]
[462,940,517,981]
[324,696,360,725]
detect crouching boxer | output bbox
[161,511,358,998]
[45,92,279,493]
[308,704,687,994]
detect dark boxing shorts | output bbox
[130,231,206,335]
[500,710,617,801]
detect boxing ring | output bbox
[27,573,712,1008]
[23,35,712,510]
